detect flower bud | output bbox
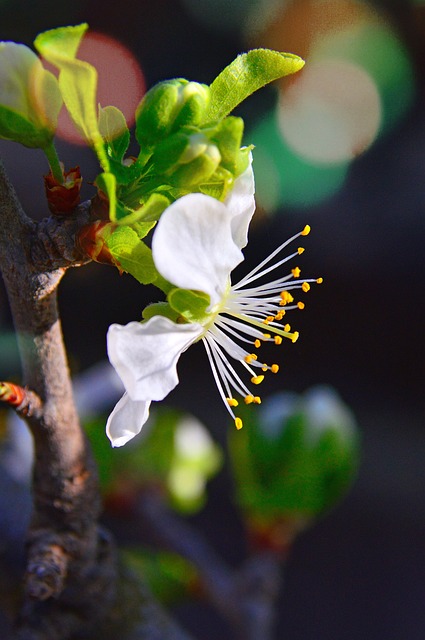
[135,78,210,148]
[150,131,221,187]
[228,386,359,551]
[0,42,62,148]
[44,165,82,215]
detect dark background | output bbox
[0,1,425,638]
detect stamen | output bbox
[301,224,311,236]
[235,417,243,430]
[271,364,279,373]
[302,282,310,292]
[251,375,264,385]
[227,397,239,407]
[297,302,305,310]
[291,267,301,277]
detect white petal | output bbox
[106,392,150,447]
[225,152,255,249]
[152,193,243,306]
[107,317,202,402]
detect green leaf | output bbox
[207,49,305,122]
[142,302,180,323]
[0,105,52,148]
[98,105,130,162]
[106,226,159,284]
[95,171,117,220]
[34,24,110,171]
[168,288,210,322]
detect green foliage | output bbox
[106,226,159,284]
[167,288,210,323]
[34,24,110,171]
[206,49,305,121]
[228,386,359,527]
[122,548,197,604]
[85,408,222,515]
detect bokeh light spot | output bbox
[278,60,381,164]
[54,31,145,145]
[250,110,348,211]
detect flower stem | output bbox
[44,141,64,184]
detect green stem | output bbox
[44,141,64,184]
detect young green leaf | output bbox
[206,49,305,122]
[34,24,110,170]
[98,105,130,162]
[106,226,159,284]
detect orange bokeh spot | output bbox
[54,31,146,145]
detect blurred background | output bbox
[0,1,425,638]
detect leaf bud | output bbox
[228,386,360,551]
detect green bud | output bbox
[150,130,221,186]
[0,42,62,148]
[228,386,359,544]
[135,78,210,148]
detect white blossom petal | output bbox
[152,193,243,306]
[106,392,150,447]
[225,152,255,249]
[107,317,203,402]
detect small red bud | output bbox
[77,220,120,267]
[44,166,82,215]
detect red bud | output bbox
[77,220,120,267]
[44,166,82,215]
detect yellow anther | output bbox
[235,417,243,430]
[274,336,283,345]
[227,397,239,407]
[291,266,301,278]
[280,291,293,303]
[298,247,305,255]
[275,311,285,321]
[302,282,310,292]
[262,365,268,372]
[244,353,257,364]
[254,339,261,349]
[244,395,254,405]
[297,301,305,310]
[266,315,275,323]
[316,277,323,284]
[263,333,271,340]
[301,224,311,236]
[291,331,300,343]
[284,323,291,332]
[271,364,279,374]
[251,375,264,385]
[253,396,261,404]
[263,318,270,325]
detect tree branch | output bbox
[0,160,116,636]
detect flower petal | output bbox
[152,193,243,306]
[106,392,150,447]
[107,317,202,402]
[225,152,255,249]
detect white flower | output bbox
[106,161,320,446]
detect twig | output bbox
[136,491,284,639]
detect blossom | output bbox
[106,162,320,446]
